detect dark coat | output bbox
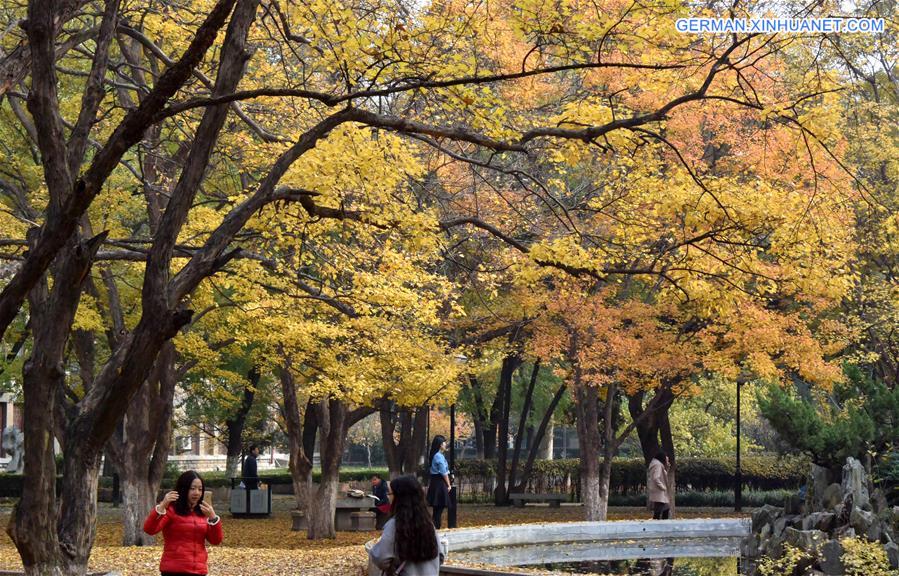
[372,478,389,507]
[242,454,259,489]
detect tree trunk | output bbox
[627,385,677,517]
[225,367,258,478]
[308,465,340,539]
[305,398,374,539]
[494,354,521,506]
[574,384,603,520]
[56,447,102,575]
[9,303,61,571]
[509,361,540,493]
[108,342,176,545]
[467,374,490,460]
[408,407,428,471]
[278,359,314,511]
[473,416,485,459]
[597,457,612,521]
[628,387,675,466]
[511,384,566,494]
[539,420,554,460]
[380,403,401,477]
[380,403,427,478]
[10,234,105,573]
[307,399,346,539]
[120,474,156,545]
[595,382,620,522]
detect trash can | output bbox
[229,477,272,517]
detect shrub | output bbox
[875,451,899,506]
[757,544,809,576]
[840,537,899,576]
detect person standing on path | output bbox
[426,435,452,528]
[647,450,672,520]
[647,451,674,576]
[242,444,260,490]
[144,470,222,576]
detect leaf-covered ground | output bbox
[0,503,746,575]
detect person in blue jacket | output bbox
[426,435,452,528]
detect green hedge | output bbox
[0,456,808,497]
[451,455,809,495]
[161,467,391,489]
[0,468,390,497]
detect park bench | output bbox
[508,493,567,507]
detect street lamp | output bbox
[735,375,749,513]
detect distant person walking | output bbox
[426,435,452,528]
[144,470,222,576]
[242,444,259,490]
[369,475,445,576]
[647,450,671,520]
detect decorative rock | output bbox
[818,539,844,575]
[743,534,760,558]
[809,464,835,511]
[785,492,804,515]
[872,488,889,515]
[822,483,843,510]
[774,517,788,537]
[837,493,853,526]
[784,527,827,556]
[748,457,898,576]
[842,457,871,511]
[803,512,835,533]
[850,507,880,542]
[752,504,784,533]
[886,542,899,569]
[833,525,856,540]
[0,427,24,474]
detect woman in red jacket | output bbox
[144,470,223,576]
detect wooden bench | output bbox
[509,493,567,507]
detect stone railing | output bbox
[365,518,750,575]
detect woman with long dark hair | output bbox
[144,470,223,575]
[426,434,452,528]
[368,475,444,575]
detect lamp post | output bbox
[447,354,467,529]
[448,402,457,528]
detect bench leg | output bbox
[513,500,525,508]
[550,500,561,508]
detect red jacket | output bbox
[143,506,223,575]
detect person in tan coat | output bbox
[647,450,671,520]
